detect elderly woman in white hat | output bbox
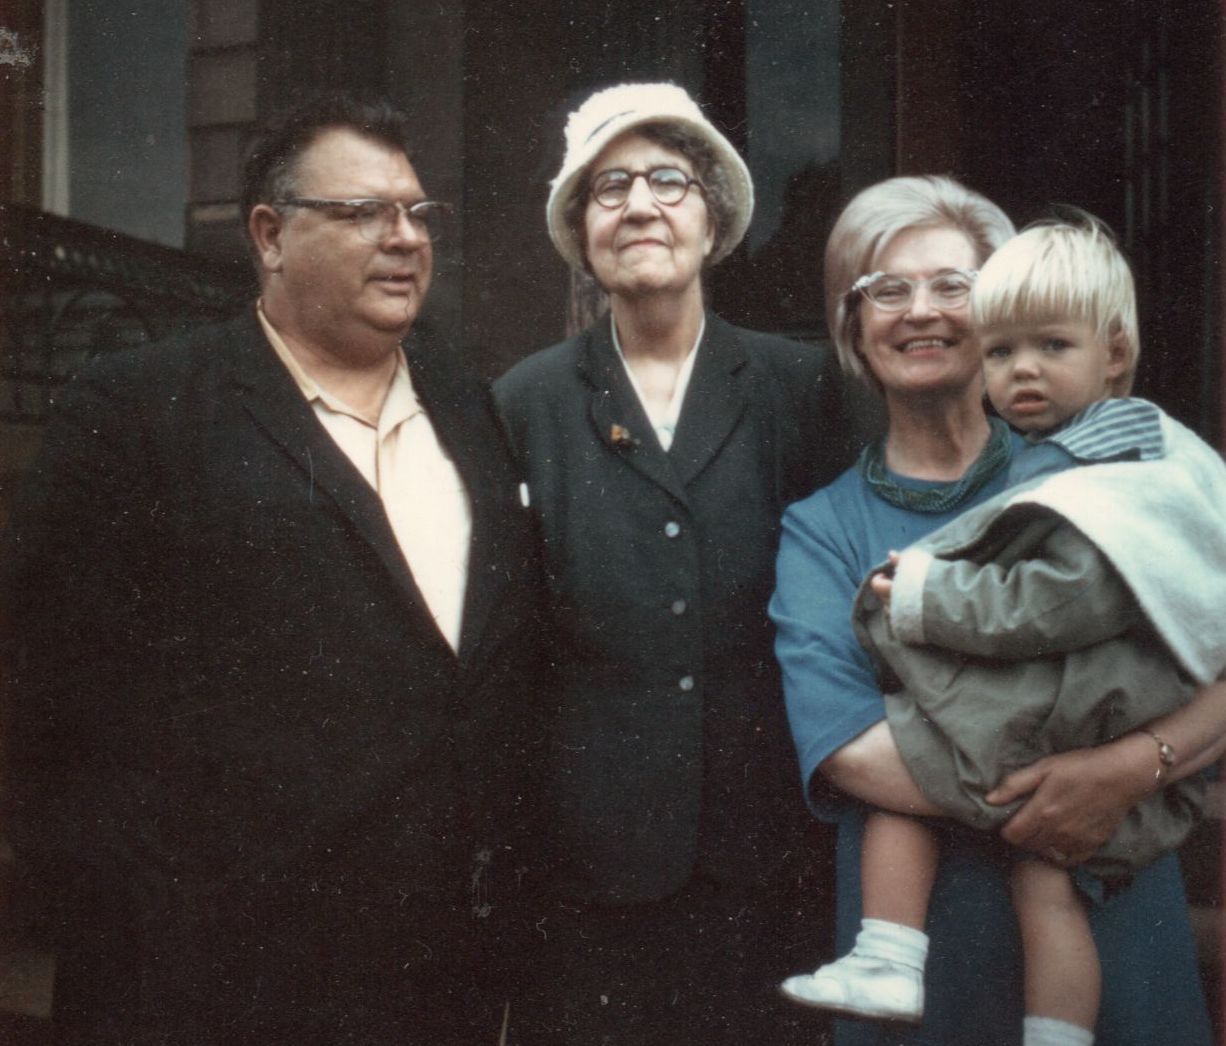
[496,82,852,1045]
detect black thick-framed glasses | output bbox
[274,197,454,242]
[589,167,705,209]
[850,269,978,311]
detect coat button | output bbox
[678,675,694,691]
[663,521,681,538]
[671,599,687,615]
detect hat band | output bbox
[584,110,635,144]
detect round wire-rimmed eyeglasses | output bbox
[589,167,706,209]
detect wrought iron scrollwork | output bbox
[1,204,250,422]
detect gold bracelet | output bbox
[1141,729,1176,784]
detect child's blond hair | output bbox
[972,212,1139,396]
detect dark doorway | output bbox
[954,0,1222,441]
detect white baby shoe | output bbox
[780,951,924,1023]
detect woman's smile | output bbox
[897,336,956,354]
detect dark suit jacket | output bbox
[2,308,544,1044]
[495,313,851,904]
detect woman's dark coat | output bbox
[495,313,851,903]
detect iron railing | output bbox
[1,204,251,422]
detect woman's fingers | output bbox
[993,748,1130,860]
[985,763,1043,806]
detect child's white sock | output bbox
[855,917,929,971]
[1023,1015,1095,1046]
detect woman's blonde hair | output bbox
[972,212,1139,396]
[825,175,1015,387]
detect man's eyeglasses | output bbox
[275,198,454,243]
[589,167,705,209]
[851,269,978,311]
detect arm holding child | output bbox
[991,673,1226,865]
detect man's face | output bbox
[255,127,433,357]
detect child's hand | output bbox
[870,551,900,607]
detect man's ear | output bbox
[248,204,286,276]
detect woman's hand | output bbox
[989,675,1226,866]
[986,735,1155,866]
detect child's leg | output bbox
[1012,860,1100,1044]
[780,811,937,1021]
[861,809,940,929]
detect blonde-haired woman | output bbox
[771,176,1218,1045]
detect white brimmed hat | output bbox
[546,82,754,272]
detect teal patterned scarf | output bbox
[858,417,1013,514]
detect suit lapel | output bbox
[578,320,690,505]
[226,312,448,647]
[668,314,749,488]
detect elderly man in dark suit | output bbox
[2,95,542,1045]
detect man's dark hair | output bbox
[240,94,415,229]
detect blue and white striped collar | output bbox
[1034,397,1165,463]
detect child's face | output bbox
[982,320,1128,433]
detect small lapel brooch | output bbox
[610,424,639,449]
